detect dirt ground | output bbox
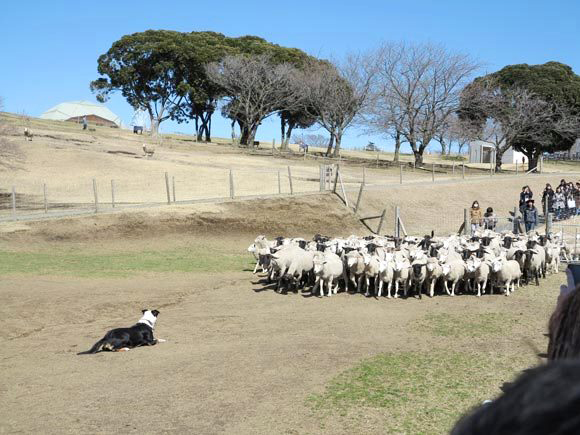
[0,196,562,434]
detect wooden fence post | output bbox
[229,170,235,199]
[490,161,493,177]
[395,206,401,238]
[11,185,16,218]
[164,172,171,204]
[319,165,324,192]
[92,178,99,213]
[111,180,116,208]
[287,166,294,195]
[399,165,403,184]
[432,164,435,182]
[362,166,366,184]
[452,162,455,175]
[462,163,465,180]
[516,161,518,175]
[43,183,48,213]
[354,182,365,214]
[332,165,339,193]
[546,212,553,236]
[376,153,379,168]
[278,171,282,194]
[338,170,349,208]
[377,208,386,235]
[172,176,176,203]
[463,208,468,235]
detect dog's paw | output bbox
[117,347,131,352]
[157,338,167,343]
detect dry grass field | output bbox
[1,113,579,434]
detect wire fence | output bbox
[0,164,329,221]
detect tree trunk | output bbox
[393,131,401,162]
[284,121,295,148]
[205,114,211,142]
[239,123,250,146]
[528,152,539,172]
[495,150,503,172]
[230,120,236,143]
[246,124,259,148]
[332,133,342,158]
[280,118,287,150]
[326,134,334,156]
[413,150,423,167]
[440,140,447,156]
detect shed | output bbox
[40,101,122,127]
[468,140,526,164]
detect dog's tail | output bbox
[77,338,106,355]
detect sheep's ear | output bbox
[151,310,160,317]
[142,309,147,314]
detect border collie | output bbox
[78,309,164,354]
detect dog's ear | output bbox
[151,310,160,317]
[142,309,148,314]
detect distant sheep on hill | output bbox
[24,128,33,141]
[142,144,155,158]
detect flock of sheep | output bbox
[248,231,569,298]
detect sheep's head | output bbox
[426,260,438,272]
[492,258,503,273]
[313,259,324,274]
[394,260,408,272]
[466,257,481,273]
[247,243,256,253]
[362,253,372,265]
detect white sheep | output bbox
[345,250,366,293]
[361,253,381,297]
[312,252,344,297]
[24,128,33,141]
[491,257,521,296]
[466,257,491,297]
[377,254,395,298]
[441,260,465,297]
[143,143,155,158]
[393,257,411,298]
[425,257,443,298]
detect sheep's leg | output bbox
[387,281,392,298]
[327,278,332,297]
[535,270,540,286]
[253,261,259,274]
[357,276,364,293]
[403,280,408,297]
[377,279,383,298]
[444,280,451,296]
[349,274,356,293]
[476,282,481,297]
[364,276,370,297]
[429,279,435,298]
[333,278,339,294]
[394,280,399,298]
[451,281,456,297]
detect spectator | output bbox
[566,182,577,217]
[523,199,538,233]
[82,116,88,130]
[575,182,580,215]
[451,360,580,435]
[553,186,566,220]
[470,201,483,236]
[548,275,580,361]
[541,183,554,215]
[483,207,497,230]
[519,186,533,214]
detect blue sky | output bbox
[1,0,579,152]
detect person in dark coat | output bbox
[523,199,538,233]
[519,186,533,214]
[542,183,554,215]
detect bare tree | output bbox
[460,80,579,170]
[292,132,329,148]
[206,55,303,146]
[433,114,474,156]
[300,54,375,157]
[371,42,480,166]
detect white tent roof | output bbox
[40,101,121,126]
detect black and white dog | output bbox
[78,309,164,354]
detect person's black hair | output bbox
[451,360,580,435]
[472,201,479,208]
[548,284,580,361]
[486,207,493,213]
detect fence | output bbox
[0,164,330,221]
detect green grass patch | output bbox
[0,247,251,278]
[414,312,518,338]
[308,350,527,434]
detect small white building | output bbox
[468,140,526,164]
